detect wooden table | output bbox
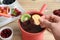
[1,0,60,40]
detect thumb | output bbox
[40,17,52,28]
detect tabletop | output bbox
[0,0,60,40]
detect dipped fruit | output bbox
[21,14,31,22]
[11,8,21,17]
[0,6,10,14]
[32,14,41,25]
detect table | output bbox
[1,0,60,40]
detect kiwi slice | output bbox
[21,14,31,22]
[11,8,16,16]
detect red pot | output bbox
[18,10,45,40]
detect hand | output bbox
[40,15,60,40]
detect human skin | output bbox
[40,14,60,40]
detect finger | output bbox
[41,15,51,21]
[51,14,60,19]
[45,14,60,22]
[40,17,52,28]
[51,14,60,22]
[40,21,46,28]
[41,15,45,19]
